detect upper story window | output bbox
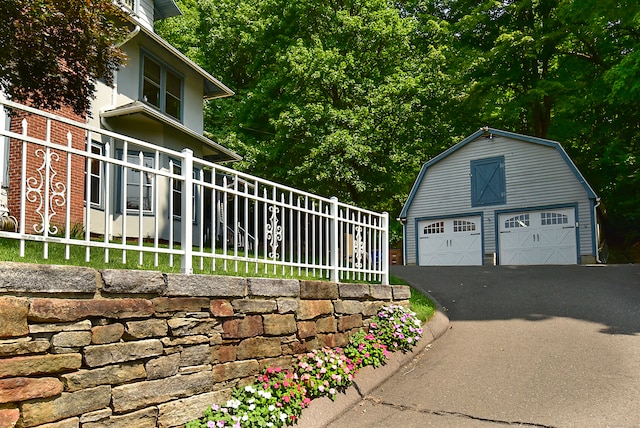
[142,54,183,122]
[116,0,135,11]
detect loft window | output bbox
[471,156,506,207]
[141,54,183,122]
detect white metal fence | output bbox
[0,99,389,284]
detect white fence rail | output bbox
[0,99,389,284]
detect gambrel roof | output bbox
[399,127,598,219]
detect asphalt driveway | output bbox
[328,264,640,427]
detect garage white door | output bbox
[498,208,577,265]
[418,216,482,266]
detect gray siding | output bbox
[405,135,595,264]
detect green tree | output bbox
[159,0,456,216]
[409,0,640,246]
[0,0,128,116]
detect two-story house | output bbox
[1,0,241,245]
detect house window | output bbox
[87,142,103,207]
[172,162,183,218]
[118,0,135,10]
[118,151,155,213]
[170,159,198,222]
[471,156,506,207]
[142,54,183,122]
[424,221,444,235]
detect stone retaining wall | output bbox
[0,262,410,428]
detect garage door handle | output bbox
[470,232,481,236]
[500,231,510,233]
[562,226,575,229]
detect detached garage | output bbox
[399,128,601,266]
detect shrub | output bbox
[296,347,356,400]
[343,330,389,369]
[186,367,309,428]
[369,304,423,352]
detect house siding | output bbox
[404,134,595,265]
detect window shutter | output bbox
[471,156,506,206]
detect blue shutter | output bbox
[471,156,506,206]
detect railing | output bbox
[0,99,389,284]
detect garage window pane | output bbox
[541,212,568,226]
[424,221,444,234]
[505,214,529,228]
[454,220,476,232]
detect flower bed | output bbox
[187,305,423,428]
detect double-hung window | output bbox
[87,142,104,207]
[118,151,155,214]
[142,54,183,122]
[170,159,198,222]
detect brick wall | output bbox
[0,262,410,428]
[7,105,86,234]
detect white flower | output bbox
[258,390,272,400]
[244,385,256,394]
[226,399,241,409]
[268,405,276,412]
[248,404,256,411]
[280,413,288,421]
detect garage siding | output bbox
[404,134,595,265]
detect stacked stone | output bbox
[0,262,410,428]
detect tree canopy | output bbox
[161,0,640,251]
[0,0,128,116]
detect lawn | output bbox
[0,237,436,320]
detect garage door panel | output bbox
[499,209,577,265]
[418,216,482,266]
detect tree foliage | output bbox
[0,0,128,116]
[159,0,640,247]
[161,0,457,217]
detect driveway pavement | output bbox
[328,264,640,428]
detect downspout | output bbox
[593,197,602,263]
[398,217,406,266]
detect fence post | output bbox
[381,211,390,285]
[330,196,339,283]
[181,148,193,274]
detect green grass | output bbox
[390,274,437,323]
[0,237,379,282]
